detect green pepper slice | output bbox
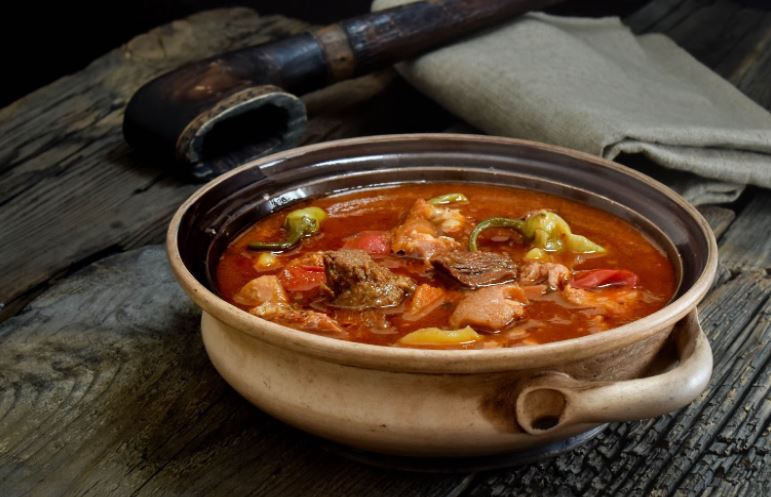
[428,193,469,205]
[468,217,525,251]
[247,206,327,251]
[468,211,605,255]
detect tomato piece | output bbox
[571,269,639,289]
[279,266,326,292]
[342,231,391,255]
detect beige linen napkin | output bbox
[373,1,771,204]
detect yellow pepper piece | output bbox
[398,326,481,346]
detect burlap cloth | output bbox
[373,0,771,204]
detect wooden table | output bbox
[1,1,768,495]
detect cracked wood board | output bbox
[719,193,771,272]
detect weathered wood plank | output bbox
[0,246,467,497]
[670,304,769,497]
[719,191,771,271]
[465,271,771,497]
[625,0,695,33]
[0,9,452,316]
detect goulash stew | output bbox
[216,184,676,349]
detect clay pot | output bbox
[167,134,716,456]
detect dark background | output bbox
[2,0,767,108]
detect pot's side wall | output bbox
[559,329,672,381]
[201,313,641,457]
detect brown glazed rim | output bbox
[167,134,718,374]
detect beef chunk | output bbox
[449,285,527,330]
[323,249,416,309]
[432,250,517,288]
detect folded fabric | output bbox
[373,1,771,204]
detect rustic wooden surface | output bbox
[0,1,769,496]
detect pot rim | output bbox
[167,133,717,374]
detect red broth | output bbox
[216,184,676,349]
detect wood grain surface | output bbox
[0,0,769,496]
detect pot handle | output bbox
[515,311,712,435]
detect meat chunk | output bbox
[391,199,463,260]
[250,302,343,334]
[403,284,446,321]
[335,309,397,335]
[561,285,641,317]
[519,262,571,290]
[450,285,527,331]
[432,250,517,287]
[423,201,466,234]
[233,275,288,306]
[323,249,416,309]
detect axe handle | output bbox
[332,0,562,79]
[124,0,562,179]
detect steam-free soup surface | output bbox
[217,184,676,349]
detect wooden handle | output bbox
[341,0,563,75]
[124,0,561,179]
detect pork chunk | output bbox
[233,275,288,306]
[449,285,527,331]
[561,285,641,317]
[519,262,571,290]
[432,250,517,287]
[323,249,416,309]
[391,199,462,260]
[250,302,343,334]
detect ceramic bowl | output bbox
[167,134,716,457]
